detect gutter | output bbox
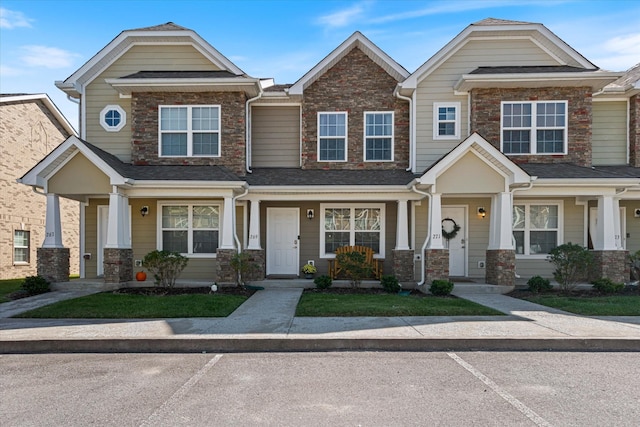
[410,183,431,287]
[394,86,414,172]
[245,84,264,173]
[233,186,250,253]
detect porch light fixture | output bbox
[306,209,314,220]
[140,206,149,217]
[477,207,486,219]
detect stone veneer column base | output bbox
[243,250,266,282]
[424,249,449,284]
[392,249,414,282]
[37,248,70,283]
[590,250,629,284]
[215,249,237,285]
[485,250,515,286]
[103,248,133,284]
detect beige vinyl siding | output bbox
[48,153,111,195]
[415,38,559,171]
[251,106,300,167]
[592,101,627,165]
[85,45,221,162]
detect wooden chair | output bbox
[327,245,383,280]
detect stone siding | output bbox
[215,249,236,284]
[37,248,70,283]
[590,250,629,284]
[470,87,592,166]
[103,248,133,283]
[0,99,79,280]
[243,249,266,281]
[424,249,449,284]
[485,249,516,286]
[629,94,640,167]
[131,92,247,175]
[301,47,409,170]
[391,249,414,282]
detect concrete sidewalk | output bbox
[1,286,640,353]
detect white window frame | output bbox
[501,100,568,155]
[317,111,348,162]
[100,105,127,132]
[364,111,394,162]
[513,200,564,259]
[158,105,221,158]
[433,102,461,140]
[13,230,30,265]
[156,201,221,258]
[320,203,386,259]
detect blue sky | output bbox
[1,0,639,130]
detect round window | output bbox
[100,105,126,132]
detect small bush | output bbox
[592,278,624,294]
[229,252,258,287]
[314,275,332,289]
[336,250,373,288]
[142,250,189,288]
[21,275,50,295]
[548,242,593,292]
[527,275,553,293]
[430,279,454,296]
[380,275,401,293]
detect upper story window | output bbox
[513,202,562,257]
[502,101,567,155]
[318,112,347,161]
[159,203,220,257]
[100,105,126,132]
[433,102,460,140]
[159,106,220,157]
[364,112,393,161]
[13,230,30,264]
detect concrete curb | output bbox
[2,337,640,354]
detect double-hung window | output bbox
[318,112,347,161]
[364,112,393,161]
[13,230,30,264]
[159,105,220,157]
[433,102,460,139]
[160,203,220,256]
[502,101,567,154]
[513,202,562,256]
[321,204,385,257]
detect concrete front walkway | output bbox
[1,284,640,353]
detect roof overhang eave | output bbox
[129,180,247,189]
[105,77,261,96]
[454,72,622,92]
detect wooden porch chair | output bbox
[327,245,382,280]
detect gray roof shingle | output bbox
[245,168,418,186]
[520,163,640,179]
[469,66,592,74]
[119,70,241,79]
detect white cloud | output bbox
[20,45,80,69]
[0,64,23,77]
[0,7,33,29]
[316,2,367,28]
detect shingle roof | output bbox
[245,168,418,186]
[472,18,535,26]
[519,163,640,179]
[119,70,241,79]
[608,62,640,88]
[129,22,190,32]
[264,84,292,92]
[469,65,592,74]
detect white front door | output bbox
[442,206,467,276]
[266,208,300,275]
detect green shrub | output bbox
[527,275,553,293]
[430,279,454,296]
[548,242,593,292]
[592,278,624,294]
[229,252,258,287]
[314,275,332,289]
[142,250,189,288]
[336,250,373,288]
[380,275,401,293]
[21,275,50,295]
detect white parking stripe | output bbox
[140,354,223,427]
[447,352,552,427]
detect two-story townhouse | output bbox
[1,94,79,280]
[19,19,639,287]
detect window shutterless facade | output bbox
[513,202,563,257]
[13,230,30,264]
[501,101,567,154]
[318,112,347,161]
[364,112,393,161]
[159,105,221,157]
[320,204,385,258]
[433,102,461,140]
[158,203,220,257]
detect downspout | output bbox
[245,84,264,174]
[509,178,536,279]
[66,95,80,135]
[394,87,414,172]
[410,184,431,287]
[232,186,249,254]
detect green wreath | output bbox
[441,218,461,240]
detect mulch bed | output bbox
[507,285,639,299]
[113,286,256,297]
[304,287,429,297]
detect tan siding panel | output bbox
[592,101,627,165]
[251,106,300,167]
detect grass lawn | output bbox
[13,292,249,318]
[0,279,24,303]
[296,292,503,316]
[521,294,640,316]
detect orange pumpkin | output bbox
[135,271,147,281]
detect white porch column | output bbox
[595,195,617,250]
[395,200,410,250]
[488,192,514,250]
[613,197,622,249]
[105,188,130,249]
[247,199,262,250]
[220,195,235,250]
[427,193,444,249]
[42,193,64,248]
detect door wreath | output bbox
[441,218,461,240]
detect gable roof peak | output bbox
[472,17,536,26]
[127,22,191,32]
